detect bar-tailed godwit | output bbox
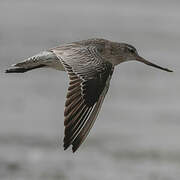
[6,38,173,152]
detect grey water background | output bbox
[0,0,179,179]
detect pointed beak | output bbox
[135,56,173,72]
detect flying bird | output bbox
[5,38,173,152]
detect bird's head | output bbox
[112,43,173,72]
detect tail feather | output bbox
[5,64,46,73]
[5,51,56,73]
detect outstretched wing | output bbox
[52,45,114,152]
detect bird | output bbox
[5,38,173,152]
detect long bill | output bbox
[135,56,173,72]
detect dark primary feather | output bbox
[52,45,114,152]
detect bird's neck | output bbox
[106,57,125,66]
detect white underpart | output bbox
[13,51,65,71]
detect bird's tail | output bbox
[5,65,46,73]
[5,51,56,73]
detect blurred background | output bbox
[0,0,179,179]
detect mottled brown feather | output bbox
[65,106,91,137]
[66,86,81,98]
[65,105,88,128]
[64,96,83,117]
[65,91,81,107]
[68,81,82,91]
[72,95,105,152]
[52,45,113,152]
[64,107,93,149]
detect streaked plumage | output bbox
[5,38,172,152]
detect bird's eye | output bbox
[128,47,135,53]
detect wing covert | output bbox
[52,45,114,152]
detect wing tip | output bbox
[72,143,81,153]
[63,145,68,151]
[72,146,78,153]
[63,137,81,153]
[63,143,79,153]
[63,138,70,151]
